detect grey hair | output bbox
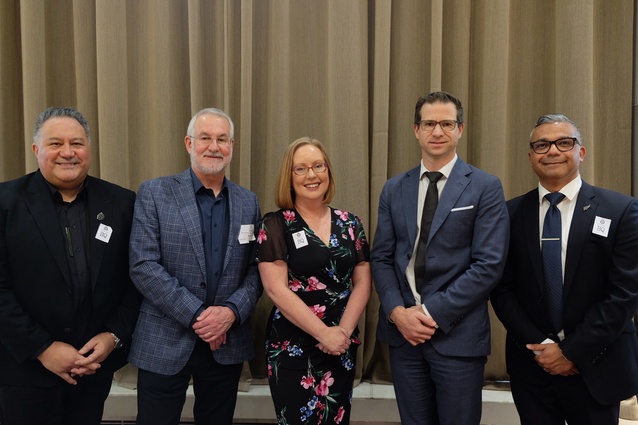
[186,108,235,140]
[530,114,582,145]
[34,107,91,145]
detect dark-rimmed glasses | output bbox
[529,137,578,154]
[417,120,459,132]
[292,163,328,176]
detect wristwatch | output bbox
[109,332,123,349]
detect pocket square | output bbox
[450,205,474,212]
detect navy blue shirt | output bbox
[190,169,229,305]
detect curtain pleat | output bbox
[1,0,634,387]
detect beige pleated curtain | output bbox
[1,0,635,386]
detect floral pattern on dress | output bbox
[256,207,369,425]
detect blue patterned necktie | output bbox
[542,192,566,334]
[414,171,443,294]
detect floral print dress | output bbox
[256,208,369,425]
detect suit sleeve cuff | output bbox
[224,302,240,328]
[190,306,205,327]
[421,304,439,328]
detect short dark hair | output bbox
[530,114,582,145]
[34,107,91,145]
[414,91,464,125]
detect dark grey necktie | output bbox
[414,171,443,294]
[542,192,566,334]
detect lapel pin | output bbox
[583,205,591,211]
[97,212,105,221]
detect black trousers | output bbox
[0,370,114,425]
[136,339,243,425]
[511,374,620,425]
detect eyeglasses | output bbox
[529,137,578,154]
[292,163,328,176]
[417,120,459,132]
[189,135,231,147]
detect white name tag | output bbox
[592,216,611,237]
[292,230,309,249]
[238,224,255,244]
[95,223,113,243]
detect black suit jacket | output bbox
[0,171,140,387]
[491,181,638,405]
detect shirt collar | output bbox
[420,154,458,180]
[189,168,227,195]
[537,175,582,204]
[44,175,89,203]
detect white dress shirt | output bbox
[406,154,458,320]
[537,175,582,342]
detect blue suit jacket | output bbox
[491,182,638,404]
[128,169,262,374]
[371,159,509,356]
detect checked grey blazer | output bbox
[128,169,262,374]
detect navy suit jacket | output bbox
[128,169,262,374]
[0,171,140,387]
[491,181,638,404]
[371,159,509,356]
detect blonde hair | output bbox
[275,137,336,209]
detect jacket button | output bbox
[200,282,206,289]
[64,328,71,333]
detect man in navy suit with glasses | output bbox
[372,92,509,425]
[492,114,638,424]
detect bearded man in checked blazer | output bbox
[128,108,262,425]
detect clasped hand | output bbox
[316,326,351,356]
[526,342,579,376]
[192,306,235,351]
[38,332,115,385]
[391,305,437,346]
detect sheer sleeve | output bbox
[352,213,370,264]
[256,210,289,263]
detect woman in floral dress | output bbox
[256,137,371,425]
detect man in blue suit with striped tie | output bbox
[491,114,638,424]
[128,108,262,425]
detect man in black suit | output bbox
[491,114,638,424]
[0,107,140,425]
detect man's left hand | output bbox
[527,342,579,376]
[73,332,115,375]
[193,306,235,350]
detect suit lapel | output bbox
[564,182,597,296]
[520,190,544,293]
[172,171,207,277]
[224,180,240,272]
[428,160,470,242]
[24,172,73,286]
[87,178,115,289]
[400,166,420,250]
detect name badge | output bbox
[238,224,256,244]
[592,216,611,237]
[292,230,309,249]
[95,223,113,243]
